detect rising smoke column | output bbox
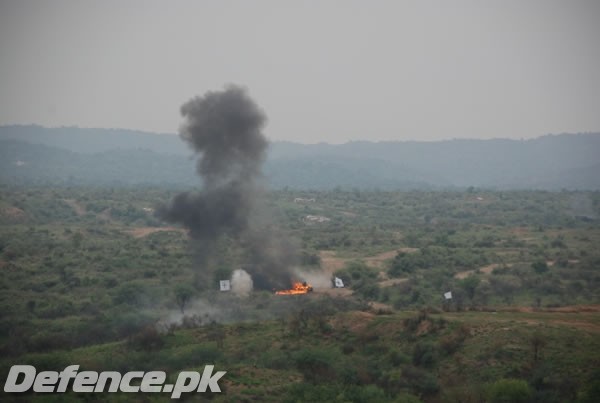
[158,85,295,290]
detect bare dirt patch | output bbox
[415,318,434,336]
[489,305,600,334]
[378,277,409,287]
[454,263,511,280]
[446,306,600,334]
[510,227,530,235]
[319,248,417,274]
[505,305,600,314]
[319,251,349,275]
[312,287,353,297]
[368,301,394,313]
[1,206,27,220]
[331,311,375,333]
[548,320,600,334]
[63,199,86,216]
[364,250,400,268]
[125,227,186,238]
[397,247,419,253]
[339,210,358,217]
[97,208,114,223]
[319,249,413,288]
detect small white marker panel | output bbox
[219,280,231,291]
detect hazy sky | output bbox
[0,1,599,143]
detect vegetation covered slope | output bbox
[1,186,599,401]
[2,126,600,189]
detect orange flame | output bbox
[275,282,313,295]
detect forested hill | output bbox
[1,125,599,190]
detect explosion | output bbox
[157,85,297,290]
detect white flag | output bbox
[219,280,231,291]
[444,291,452,300]
[334,277,345,288]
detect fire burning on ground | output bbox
[275,282,313,295]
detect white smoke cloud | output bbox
[231,269,253,296]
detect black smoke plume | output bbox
[157,85,296,290]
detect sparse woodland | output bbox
[1,185,599,402]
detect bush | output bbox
[335,261,377,287]
[402,365,439,396]
[577,370,600,403]
[438,324,470,355]
[395,393,423,403]
[412,341,438,368]
[113,282,149,306]
[284,383,390,403]
[335,261,380,300]
[388,348,411,366]
[487,379,533,403]
[283,383,342,402]
[36,300,75,319]
[128,325,165,351]
[293,348,341,384]
[532,260,549,274]
[346,384,388,403]
[459,275,480,300]
[26,331,71,352]
[110,311,155,339]
[164,345,224,370]
[258,349,292,370]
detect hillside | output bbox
[1,187,599,401]
[1,125,599,189]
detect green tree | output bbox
[531,331,547,363]
[175,284,195,315]
[531,260,549,274]
[488,379,532,403]
[577,370,600,403]
[460,275,481,301]
[293,348,340,384]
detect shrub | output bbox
[258,349,292,370]
[402,365,439,396]
[293,348,341,384]
[395,393,423,403]
[487,379,533,403]
[110,311,155,339]
[388,348,411,366]
[113,281,150,306]
[531,260,549,274]
[128,325,165,351]
[438,324,470,355]
[577,370,600,403]
[174,284,195,314]
[26,331,71,352]
[21,352,71,373]
[335,261,379,300]
[164,345,224,370]
[459,275,480,300]
[412,341,438,368]
[284,383,389,403]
